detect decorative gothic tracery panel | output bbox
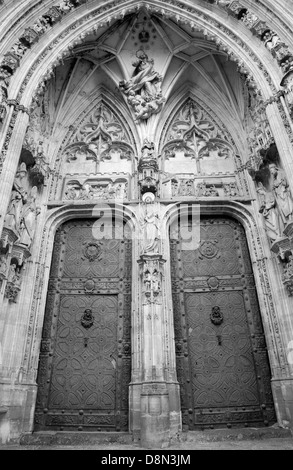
[171,216,276,430]
[34,219,132,432]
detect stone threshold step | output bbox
[20,431,133,446]
[180,426,292,443]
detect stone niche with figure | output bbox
[253,147,293,246]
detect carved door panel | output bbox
[171,216,275,430]
[34,219,132,431]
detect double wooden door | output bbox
[171,216,276,429]
[34,219,132,431]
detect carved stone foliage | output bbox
[63,178,128,201]
[119,49,165,121]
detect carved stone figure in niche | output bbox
[64,183,79,200]
[141,139,155,161]
[5,263,22,302]
[210,306,223,325]
[80,183,94,200]
[32,16,50,34]
[15,162,29,191]
[119,49,165,121]
[224,182,239,197]
[0,69,10,119]
[197,182,219,197]
[58,0,75,13]
[4,191,25,233]
[178,179,194,196]
[171,180,179,197]
[11,41,27,58]
[269,164,293,224]
[0,254,8,277]
[7,262,22,288]
[257,182,283,241]
[115,183,127,199]
[0,83,7,120]
[18,202,41,249]
[282,254,293,296]
[142,260,163,304]
[262,30,284,52]
[65,181,127,201]
[81,309,94,329]
[4,162,29,233]
[152,269,161,294]
[140,194,160,254]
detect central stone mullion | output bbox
[138,253,166,381]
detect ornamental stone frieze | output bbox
[63,177,129,202]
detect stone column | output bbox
[132,193,181,448]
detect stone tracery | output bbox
[1,0,293,449]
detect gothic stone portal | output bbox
[171,216,276,430]
[34,220,132,431]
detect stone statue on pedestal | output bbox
[269,163,293,225]
[257,182,283,242]
[140,194,160,254]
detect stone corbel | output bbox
[270,236,292,261]
[4,245,31,303]
[10,244,31,267]
[0,227,19,252]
